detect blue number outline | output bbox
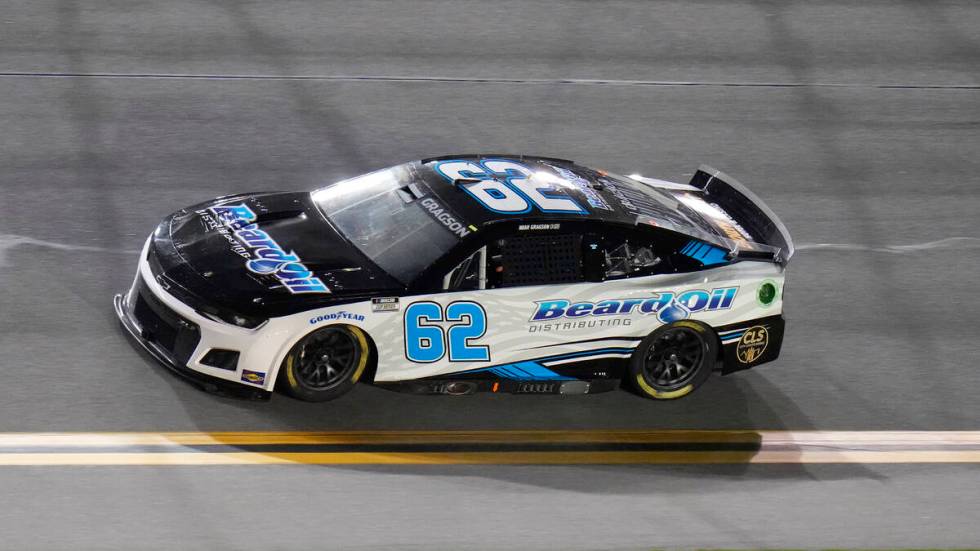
[403,301,446,363]
[431,159,587,215]
[445,301,491,362]
[481,157,588,215]
[403,300,491,364]
[431,161,531,215]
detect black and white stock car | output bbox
[115,155,794,401]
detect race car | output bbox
[115,154,793,401]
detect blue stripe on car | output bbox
[459,347,636,380]
[681,240,729,266]
[539,347,635,363]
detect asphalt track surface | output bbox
[1,0,979,549]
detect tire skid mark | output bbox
[796,237,980,254]
[2,232,975,270]
[0,234,139,267]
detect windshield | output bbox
[311,164,459,285]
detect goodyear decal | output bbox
[309,311,365,325]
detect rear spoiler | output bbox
[632,166,794,265]
[687,165,794,263]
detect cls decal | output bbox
[736,326,769,364]
[404,301,490,363]
[432,159,587,215]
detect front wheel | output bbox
[628,320,717,400]
[278,325,370,402]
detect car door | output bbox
[376,225,596,382]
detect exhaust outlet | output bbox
[444,381,476,396]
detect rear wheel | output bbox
[278,325,370,402]
[628,320,717,400]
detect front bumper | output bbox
[114,293,267,400]
[114,238,274,399]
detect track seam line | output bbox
[0,72,977,90]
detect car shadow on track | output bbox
[150,352,888,491]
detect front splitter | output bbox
[113,293,271,401]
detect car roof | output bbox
[413,154,679,230]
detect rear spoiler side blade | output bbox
[635,213,783,264]
[686,165,795,264]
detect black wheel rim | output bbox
[642,327,705,389]
[294,328,359,390]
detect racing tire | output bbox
[628,320,717,400]
[278,324,370,402]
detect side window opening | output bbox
[443,246,486,291]
[604,241,662,279]
[580,227,672,281]
[485,233,584,288]
[440,227,721,290]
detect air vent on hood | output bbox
[252,210,306,224]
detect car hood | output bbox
[152,192,402,317]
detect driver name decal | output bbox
[419,197,472,238]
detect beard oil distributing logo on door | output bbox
[530,287,738,325]
[736,326,769,364]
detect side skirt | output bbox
[375,378,621,396]
[376,356,627,396]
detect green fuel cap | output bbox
[758,281,778,306]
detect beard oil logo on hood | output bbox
[208,204,330,294]
[530,287,737,324]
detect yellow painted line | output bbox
[0,430,978,447]
[1,450,980,466]
[0,431,978,465]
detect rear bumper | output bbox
[716,314,785,374]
